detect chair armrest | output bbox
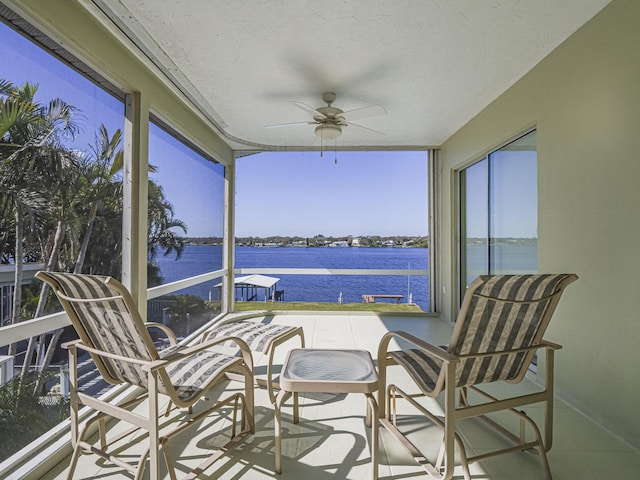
[66,332,254,375]
[62,339,83,350]
[69,341,151,366]
[377,331,458,417]
[143,335,254,373]
[378,330,458,365]
[457,340,563,361]
[540,339,563,350]
[145,322,178,345]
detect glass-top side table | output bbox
[274,348,379,479]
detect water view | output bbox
[156,245,430,311]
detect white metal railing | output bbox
[237,267,427,276]
[0,269,227,349]
[147,269,226,299]
[0,267,429,349]
[0,311,69,349]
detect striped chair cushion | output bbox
[387,274,574,396]
[161,348,243,402]
[205,321,300,353]
[388,348,444,394]
[39,272,156,389]
[40,271,246,401]
[451,274,573,388]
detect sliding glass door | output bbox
[459,130,538,300]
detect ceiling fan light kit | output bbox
[315,123,342,140]
[265,92,386,152]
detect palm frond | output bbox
[0,78,15,96]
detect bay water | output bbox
[155,245,430,311]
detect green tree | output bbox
[147,180,187,287]
[24,148,84,387]
[0,372,68,462]
[28,126,123,392]
[0,80,76,356]
[73,125,123,274]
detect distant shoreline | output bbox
[183,235,429,248]
[182,235,536,248]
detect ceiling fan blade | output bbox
[264,121,312,129]
[345,121,385,135]
[341,104,387,121]
[291,101,322,117]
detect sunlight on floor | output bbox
[39,313,640,480]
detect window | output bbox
[235,151,431,311]
[459,130,538,301]
[0,19,124,462]
[146,123,226,335]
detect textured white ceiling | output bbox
[89,0,611,150]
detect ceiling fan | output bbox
[264,92,387,144]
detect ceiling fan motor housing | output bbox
[264,92,385,141]
[322,92,337,104]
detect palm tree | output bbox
[23,147,84,382]
[147,180,187,287]
[28,127,122,390]
[3,78,190,388]
[73,125,123,274]
[0,194,15,268]
[0,79,76,357]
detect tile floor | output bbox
[37,312,640,479]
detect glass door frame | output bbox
[454,128,538,313]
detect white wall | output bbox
[439,0,640,448]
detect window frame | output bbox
[454,128,538,310]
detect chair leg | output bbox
[161,437,178,480]
[522,411,554,480]
[243,363,255,433]
[457,385,556,479]
[442,361,457,480]
[66,345,81,480]
[536,437,553,480]
[274,389,291,474]
[148,371,161,480]
[267,343,278,404]
[68,346,79,447]
[384,383,467,480]
[434,433,472,480]
[66,443,82,480]
[366,393,379,480]
[232,394,240,437]
[266,327,305,406]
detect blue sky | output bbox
[0,26,123,151]
[235,150,428,237]
[462,147,538,239]
[148,124,227,238]
[2,23,429,239]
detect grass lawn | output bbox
[233,301,425,313]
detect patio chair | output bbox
[202,318,305,404]
[36,271,255,480]
[377,273,577,480]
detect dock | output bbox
[362,294,404,304]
